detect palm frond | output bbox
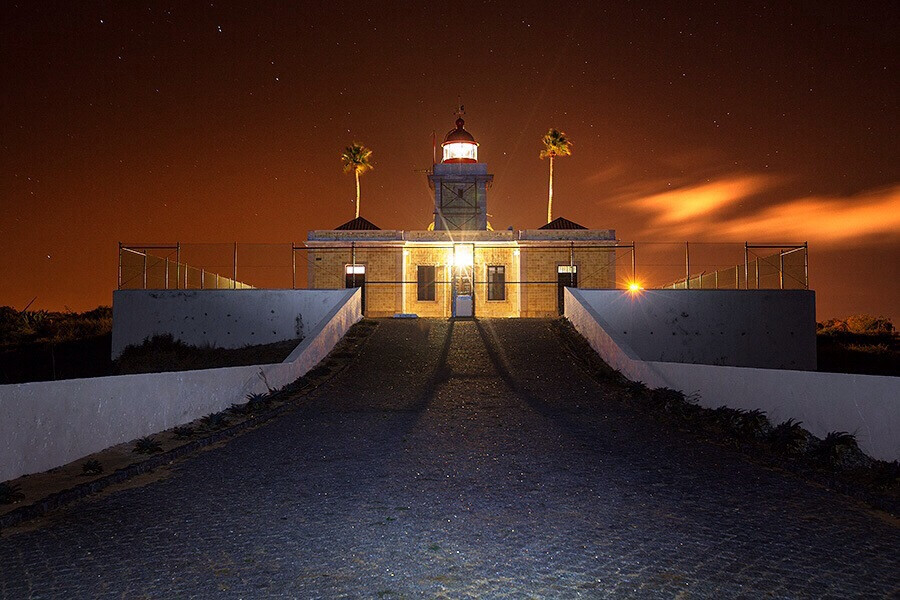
[341,143,374,174]
[540,128,573,159]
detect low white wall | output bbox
[111,289,351,358]
[565,288,899,461]
[573,289,816,369]
[0,289,361,483]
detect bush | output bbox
[0,481,24,505]
[81,459,104,475]
[199,412,230,431]
[173,425,195,438]
[819,315,894,335]
[132,436,163,454]
[812,432,859,468]
[769,419,808,455]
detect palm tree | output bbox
[341,143,373,219]
[540,129,573,223]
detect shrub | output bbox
[866,461,900,492]
[769,419,808,455]
[173,425,195,438]
[199,412,230,431]
[0,481,24,505]
[733,409,771,439]
[132,436,163,454]
[846,315,893,334]
[812,431,859,468]
[231,392,272,416]
[81,459,104,475]
[706,407,769,439]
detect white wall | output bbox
[111,289,351,358]
[574,289,816,370]
[566,288,899,461]
[0,289,361,483]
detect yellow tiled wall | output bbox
[309,244,615,318]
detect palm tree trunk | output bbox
[355,170,361,219]
[547,155,554,223]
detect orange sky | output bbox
[1,2,897,319]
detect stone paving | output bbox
[1,319,898,599]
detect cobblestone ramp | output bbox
[1,319,898,598]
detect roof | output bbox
[335,216,381,231]
[443,117,477,145]
[538,217,588,230]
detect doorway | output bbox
[557,265,577,314]
[345,264,366,313]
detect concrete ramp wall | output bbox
[111,289,352,358]
[565,288,899,461]
[573,289,816,370]
[0,289,361,483]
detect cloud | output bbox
[717,185,900,243]
[624,174,900,244]
[632,175,774,225]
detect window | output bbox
[487,265,506,301]
[417,265,436,301]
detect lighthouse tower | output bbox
[428,116,493,230]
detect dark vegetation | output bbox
[817,315,897,376]
[115,335,300,375]
[0,306,113,384]
[0,305,300,383]
[0,482,24,505]
[554,319,900,514]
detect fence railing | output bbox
[118,244,253,290]
[663,243,809,290]
[118,240,808,292]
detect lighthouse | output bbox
[428,116,494,231]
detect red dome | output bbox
[442,117,476,144]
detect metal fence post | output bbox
[744,242,749,289]
[685,242,690,289]
[755,256,760,289]
[804,242,809,289]
[233,242,237,289]
[291,243,296,289]
[631,242,636,285]
[165,257,169,289]
[142,252,148,289]
[779,250,784,290]
[175,243,181,290]
[117,242,122,289]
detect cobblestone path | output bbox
[1,319,898,598]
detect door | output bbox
[557,265,577,314]
[345,264,366,314]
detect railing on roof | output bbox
[117,241,808,291]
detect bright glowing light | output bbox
[627,281,643,293]
[453,244,474,267]
[442,142,478,162]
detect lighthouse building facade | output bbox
[307,118,617,318]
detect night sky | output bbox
[2,1,897,318]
